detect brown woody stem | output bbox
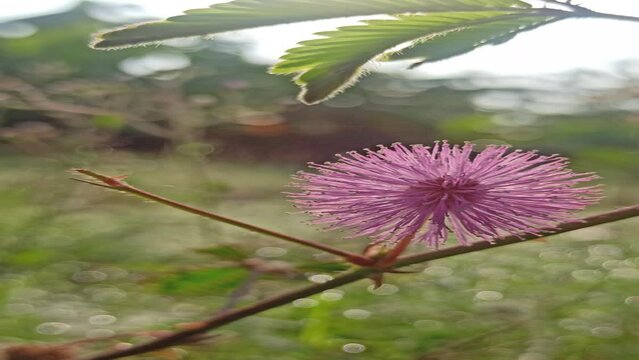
[81,204,639,360]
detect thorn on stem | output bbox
[71,168,129,188]
[70,178,113,189]
[368,273,385,289]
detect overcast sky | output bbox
[3,0,639,78]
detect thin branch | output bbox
[72,169,375,266]
[580,11,639,23]
[81,204,639,360]
[535,4,639,23]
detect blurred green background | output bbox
[1,2,638,359]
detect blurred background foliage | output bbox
[0,2,638,359]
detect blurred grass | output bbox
[0,151,638,360]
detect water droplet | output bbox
[558,318,588,331]
[568,227,612,241]
[518,352,548,360]
[5,303,35,314]
[601,260,620,269]
[41,307,77,320]
[576,309,611,322]
[255,247,287,258]
[608,268,639,280]
[343,309,370,320]
[539,250,567,261]
[12,287,48,299]
[585,256,607,266]
[292,298,318,308]
[423,265,453,277]
[474,291,503,301]
[320,290,343,301]
[72,271,107,283]
[89,314,117,326]
[437,276,469,289]
[571,269,603,282]
[308,274,333,284]
[477,267,510,279]
[171,303,205,317]
[624,296,639,305]
[99,267,129,280]
[342,343,366,354]
[51,294,83,302]
[36,322,71,335]
[367,283,399,295]
[588,244,622,258]
[568,249,588,260]
[543,263,577,274]
[91,288,127,303]
[591,326,623,338]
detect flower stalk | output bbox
[72,169,375,266]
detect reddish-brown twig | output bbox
[72,169,375,266]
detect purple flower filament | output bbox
[289,141,601,247]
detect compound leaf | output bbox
[271,11,546,104]
[390,15,557,68]
[91,0,531,49]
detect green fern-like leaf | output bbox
[271,11,548,104]
[389,16,557,68]
[91,0,531,49]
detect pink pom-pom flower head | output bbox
[289,141,601,247]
